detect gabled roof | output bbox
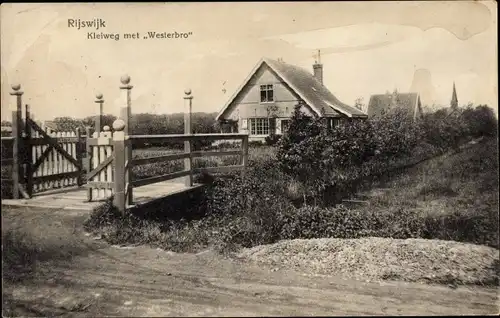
[216,57,367,121]
[367,92,422,120]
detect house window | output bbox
[281,119,290,133]
[331,118,341,128]
[249,118,269,135]
[260,84,274,103]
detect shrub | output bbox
[264,134,281,146]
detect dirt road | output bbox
[2,206,498,316]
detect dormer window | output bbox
[260,84,274,103]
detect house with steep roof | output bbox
[216,53,367,142]
[367,91,423,121]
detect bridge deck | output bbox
[1,180,203,211]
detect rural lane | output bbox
[2,206,498,316]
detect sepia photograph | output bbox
[1,1,498,316]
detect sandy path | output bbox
[2,206,498,317]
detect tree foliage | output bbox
[276,101,498,203]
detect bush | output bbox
[264,134,281,146]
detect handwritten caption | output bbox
[68,18,194,41]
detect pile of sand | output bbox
[238,237,499,286]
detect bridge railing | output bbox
[110,125,249,214]
[129,133,249,188]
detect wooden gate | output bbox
[85,127,115,202]
[24,107,84,196]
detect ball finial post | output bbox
[11,84,21,91]
[112,119,126,131]
[103,125,110,132]
[184,88,192,96]
[120,75,131,85]
[95,92,103,100]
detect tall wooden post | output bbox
[112,119,126,214]
[75,127,83,186]
[184,89,193,187]
[119,75,133,205]
[95,93,104,134]
[85,126,92,201]
[10,84,23,199]
[241,134,249,180]
[25,104,33,197]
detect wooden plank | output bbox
[241,135,249,179]
[132,169,191,188]
[86,154,113,180]
[194,165,244,174]
[41,127,49,189]
[11,110,21,199]
[191,150,241,157]
[129,133,248,144]
[99,142,106,198]
[85,181,114,189]
[27,118,82,169]
[133,153,189,165]
[105,142,113,198]
[92,143,99,199]
[76,129,83,186]
[85,127,92,201]
[57,132,64,186]
[63,131,69,187]
[33,171,80,183]
[29,137,80,145]
[32,145,54,175]
[113,129,126,213]
[25,105,33,197]
[47,132,55,188]
[184,97,193,188]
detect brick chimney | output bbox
[313,49,323,85]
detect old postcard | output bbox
[1,2,498,317]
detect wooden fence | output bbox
[2,77,249,214]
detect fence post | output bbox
[184,89,193,187]
[76,127,83,186]
[119,75,133,205]
[10,84,23,199]
[25,104,33,197]
[85,126,92,201]
[95,93,104,134]
[241,134,249,180]
[112,119,126,214]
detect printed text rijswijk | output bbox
[68,18,106,30]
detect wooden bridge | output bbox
[1,76,249,213]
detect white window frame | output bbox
[260,84,274,103]
[249,118,270,135]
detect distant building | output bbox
[367,91,423,121]
[216,52,367,142]
[42,120,58,133]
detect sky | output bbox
[1,1,497,121]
